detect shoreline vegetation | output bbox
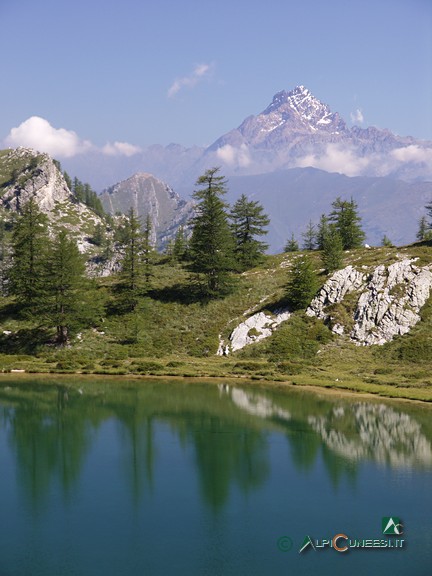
[1,367,431,404]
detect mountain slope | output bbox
[227,168,432,251]
[99,173,194,249]
[205,85,431,181]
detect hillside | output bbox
[1,237,431,401]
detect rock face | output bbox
[307,259,432,345]
[217,308,290,355]
[100,173,194,249]
[0,147,108,268]
[0,148,72,211]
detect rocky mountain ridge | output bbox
[0,148,105,256]
[100,172,194,249]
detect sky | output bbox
[1,0,431,160]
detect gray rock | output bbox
[217,308,290,355]
[307,259,432,346]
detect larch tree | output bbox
[230,194,270,270]
[328,197,365,249]
[116,208,146,312]
[284,233,299,252]
[9,198,49,316]
[286,255,319,310]
[189,167,235,297]
[302,220,317,251]
[44,229,100,345]
[321,227,344,273]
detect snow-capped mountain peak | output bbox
[262,85,346,134]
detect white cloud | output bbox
[216,143,251,168]
[102,141,142,156]
[4,116,92,158]
[350,108,364,124]
[168,63,213,98]
[4,116,142,159]
[296,143,371,177]
[391,145,432,165]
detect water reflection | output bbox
[0,378,431,514]
[308,402,432,468]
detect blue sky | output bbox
[1,0,431,158]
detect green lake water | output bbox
[0,377,431,575]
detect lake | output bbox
[0,376,431,575]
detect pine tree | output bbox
[417,215,429,241]
[284,233,299,252]
[9,199,49,315]
[230,194,269,270]
[286,255,319,310]
[316,214,330,250]
[381,235,393,247]
[0,216,11,295]
[329,197,365,249]
[142,214,154,285]
[189,168,235,297]
[172,225,188,261]
[302,220,317,251]
[116,209,145,312]
[321,227,343,273]
[44,229,101,345]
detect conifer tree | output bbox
[286,255,319,310]
[381,235,393,247]
[417,215,429,241]
[322,227,343,273]
[9,199,49,315]
[44,229,99,345]
[117,208,146,312]
[230,194,269,270]
[189,167,235,296]
[329,197,365,249]
[316,214,330,250]
[302,220,317,250]
[284,233,299,252]
[142,214,154,284]
[172,225,188,261]
[0,216,11,295]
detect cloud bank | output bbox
[102,141,142,156]
[168,63,212,98]
[5,116,92,158]
[216,143,251,167]
[4,117,141,158]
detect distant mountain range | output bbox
[57,86,432,249]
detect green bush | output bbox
[397,336,432,363]
[233,361,267,372]
[133,361,164,373]
[268,315,329,361]
[276,362,302,375]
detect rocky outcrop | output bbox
[0,148,72,212]
[307,265,365,318]
[307,259,432,345]
[0,147,109,271]
[217,308,290,355]
[351,260,432,345]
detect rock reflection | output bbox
[308,402,432,467]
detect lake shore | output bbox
[1,369,431,405]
